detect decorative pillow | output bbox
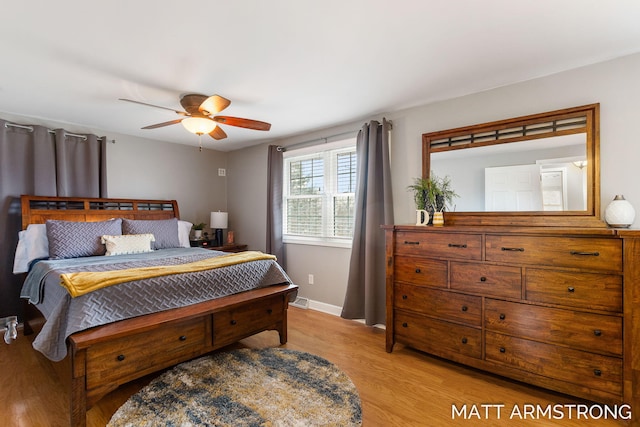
[46,218,123,259]
[102,234,155,256]
[13,223,49,273]
[178,220,193,248]
[122,218,180,250]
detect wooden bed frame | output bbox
[20,195,298,427]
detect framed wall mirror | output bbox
[422,104,602,227]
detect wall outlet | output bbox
[308,274,314,285]
[218,168,226,176]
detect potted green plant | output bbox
[192,222,206,239]
[407,173,458,224]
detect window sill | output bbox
[283,236,352,249]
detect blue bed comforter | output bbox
[20,248,294,361]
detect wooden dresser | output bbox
[384,224,640,410]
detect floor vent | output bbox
[291,297,309,309]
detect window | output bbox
[283,138,357,247]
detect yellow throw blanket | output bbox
[60,251,277,298]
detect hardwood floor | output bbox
[2,307,628,426]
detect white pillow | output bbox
[178,220,193,248]
[13,224,49,274]
[101,234,155,256]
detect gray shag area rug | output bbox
[108,348,362,427]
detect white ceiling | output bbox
[1,1,640,151]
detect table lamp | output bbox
[210,211,228,246]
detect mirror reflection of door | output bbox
[540,168,567,211]
[485,164,543,211]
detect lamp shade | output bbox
[210,211,228,229]
[182,117,217,135]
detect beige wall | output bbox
[224,140,351,306]
[107,134,228,227]
[227,122,359,308]
[228,52,640,311]
[8,52,640,311]
[387,53,640,225]
[226,143,269,251]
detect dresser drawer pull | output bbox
[230,320,237,325]
[267,309,273,314]
[594,329,602,337]
[461,337,468,344]
[402,322,408,328]
[570,251,600,256]
[480,276,487,282]
[461,305,468,312]
[117,354,125,362]
[499,347,506,353]
[594,369,602,377]
[501,247,524,252]
[415,268,421,273]
[404,241,420,245]
[499,313,506,320]
[448,243,468,248]
[402,295,408,300]
[567,286,575,293]
[179,335,187,341]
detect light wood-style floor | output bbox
[2,307,628,426]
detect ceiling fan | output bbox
[119,94,271,141]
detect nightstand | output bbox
[207,243,248,253]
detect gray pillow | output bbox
[46,218,123,259]
[122,218,180,250]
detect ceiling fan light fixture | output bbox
[182,117,217,135]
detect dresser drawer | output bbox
[396,310,481,359]
[486,235,622,272]
[394,256,447,288]
[450,262,521,299]
[213,295,284,348]
[395,231,482,260]
[394,283,482,326]
[525,269,622,312]
[485,332,622,396]
[86,317,206,390]
[485,299,622,356]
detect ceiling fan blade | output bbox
[199,95,231,115]
[142,119,184,129]
[119,98,187,116]
[209,126,228,140]
[212,116,271,131]
[180,94,209,115]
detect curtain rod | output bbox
[277,130,357,152]
[276,119,392,152]
[4,122,116,143]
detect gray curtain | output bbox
[342,119,393,325]
[266,145,285,268]
[0,120,107,319]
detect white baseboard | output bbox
[291,296,343,316]
[308,299,343,316]
[292,297,386,329]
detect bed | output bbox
[17,195,298,427]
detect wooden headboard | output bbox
[21,195,180,229]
